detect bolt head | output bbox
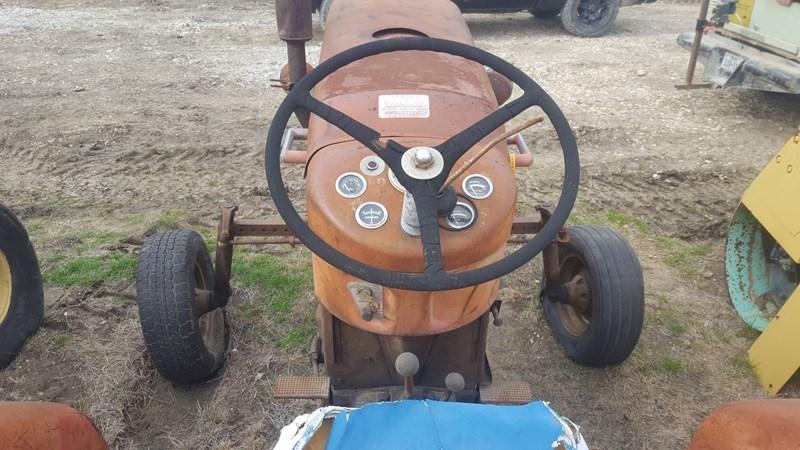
[413,147,434,169]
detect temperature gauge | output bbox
[356,202,388,229]
[335,172,367,198]
[462,174,493,200]
[446,202,476,230]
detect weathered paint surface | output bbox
[725,204,773,331]
[742,133,800,262]
[688,400,800,449]
[748,285,800,395]
[306,0,516,335]
[0,401,108,450]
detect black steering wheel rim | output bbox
[265,37,580,291]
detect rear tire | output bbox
[0,205,44,369]
[560,0,620,37]
[136,229,227,384]
[540,226,643,366]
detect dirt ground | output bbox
[2,0,800,448]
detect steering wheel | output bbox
[265,37,579,292]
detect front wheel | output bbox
[560,0,620,37]
[540,225,643,366]
[136,229,227,384]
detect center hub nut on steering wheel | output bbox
[401,146,445,180]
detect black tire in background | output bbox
[530,8,561,19]
[0,205,44,369]
[560,0,620,37]
[136,229,227,384]
[540,225,644,366]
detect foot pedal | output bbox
[479,381,534,404]
[273,376,331,400]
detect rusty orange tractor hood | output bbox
[306,0,517,336]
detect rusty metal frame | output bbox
[213,203,565,307]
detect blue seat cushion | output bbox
[325,400,585,450]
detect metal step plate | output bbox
[273,376,331,400]
[479,381,534,404]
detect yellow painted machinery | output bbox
[726,130,800,395]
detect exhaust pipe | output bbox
[276,0,313,126]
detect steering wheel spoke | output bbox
[296,94,384,153]
[436,92,539,164]
[408,184,447,275]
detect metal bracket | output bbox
[506,133,533,168]
[214,205,237,306]
[280,127,308,164]
[347,281,385,321]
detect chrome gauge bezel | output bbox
[360,155,386,176]
[335,172,368,199]
[388,170,406,193]
[445,201,476,230]
[355,202,389,229]
[462,174,494,200]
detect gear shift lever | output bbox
[445,372,465,401]
[395,352,420,399]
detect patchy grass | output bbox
[77,230,125,251]
[51,333,72,349]
[604,210,651,233]
[144,209,188,233]
[232,251,311,321]
[277,322,315,350]
[705,322,734,344]
[657,356,684,374]
[44,254,137,287]
[570,208,651,233]
[731,354,753,373]
[654,236,710,276]
[736,324,760,340]
[653,307,689,336]
[25,222,45,234]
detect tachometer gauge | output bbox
[335,172,367,198]
[446,202,476,230]
[356,202,388,229]
[462,174,493,200]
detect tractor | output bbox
[134,0,644,418]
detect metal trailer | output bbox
[677,0,800,93]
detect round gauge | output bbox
[356,202,389,229]
[446,202,476,230]
[360,155,386,176]
[388,170,406,193]
[335,172,367,198]
[462,174,494,200]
